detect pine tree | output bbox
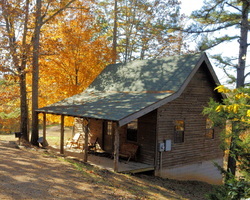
[185,0,249,178]
[97,0,184,63]
[186,0,249,87]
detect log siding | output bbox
[156,63,223,169]
[137,110,157,165]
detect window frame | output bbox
[205,118,214,139]
[107,121,113,136]
[126,119,138,143]
[174,120,185,143]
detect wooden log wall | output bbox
[89,119,104,149]
[156,63,223,169]
[137,110,157,165]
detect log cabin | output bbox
[37,52,224,184]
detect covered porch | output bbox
[40,112,155,174]
[49,145,154,174]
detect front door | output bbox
[103,121,114,153]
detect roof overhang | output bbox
[37,52,223,127]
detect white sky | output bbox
[180,0,250,87]
[181,0,204,15]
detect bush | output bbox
[207,176,250,200]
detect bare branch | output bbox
[244,71,250,79]
[0,66,17,76]
[184,22,240,34]
[42,0,76,25]
[225,2,241,12]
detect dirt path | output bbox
[0,140,100,200]
[0,139,213,200]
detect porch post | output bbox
[84,119,89,162]
[60,115,65,154]
[114,122,120,172]
[43,113,46,144]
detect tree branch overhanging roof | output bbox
[36,52,220,126]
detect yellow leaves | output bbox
[216,105,224,112]
[235,92,250,100]
[212,86,250,126]
[228,104,240,113]
[33,3,113,125]
[246,110,250,117]
[215,85,231,93]
[215,85,250,100]
[216,104,239,113]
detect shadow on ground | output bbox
[0,139,214,200]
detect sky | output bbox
[181,0,204,15]
[180,0,249,87]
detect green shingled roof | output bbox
[37,53,219,125]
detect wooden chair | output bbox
[66,133,83,149]
[88,136,98,152]
[119,143,139,163]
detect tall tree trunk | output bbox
[229,0,249,176]
[19,0,30,141]
[2,0,30,141]
[227,122,240,178]
[31,0,42,146]
[20,73,28,140]
[236,0,249,88]
[112,0,118,64]
[30,0,76,145]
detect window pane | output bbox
[206,118,213,129]
[174,120,184,143]
[205,129,214,139]
[175,120,184,131]
[127,120,138,142]
[107,121,112,135]
[205,118,214,139]
[174,131,184,143]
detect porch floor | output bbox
[49,146,154,174]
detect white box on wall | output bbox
[158,143,165,152]
[165,140,171,151]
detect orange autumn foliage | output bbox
[27,3,113,125]
[0,78,20,133]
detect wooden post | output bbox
[60,115,65,154]
[114,122,120,172]
[43,113,46,144]
[84,119,89,162]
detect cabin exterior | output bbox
[37,53,224,184]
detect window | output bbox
[107,121,113,135]
[174,120,184,143]
[205,118,214,139]
[127,120,138,142]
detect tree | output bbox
[30,0,76,146]
[0,0,111,142]
[0,0,32,140]
[203,86,250,199]
[185,0,249,178]
[112,0,118,64]
[186,0,249,87]
[0,78,20,133]
[37,1,112,113]
[0,0,77,143]
[97,0,184,63]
